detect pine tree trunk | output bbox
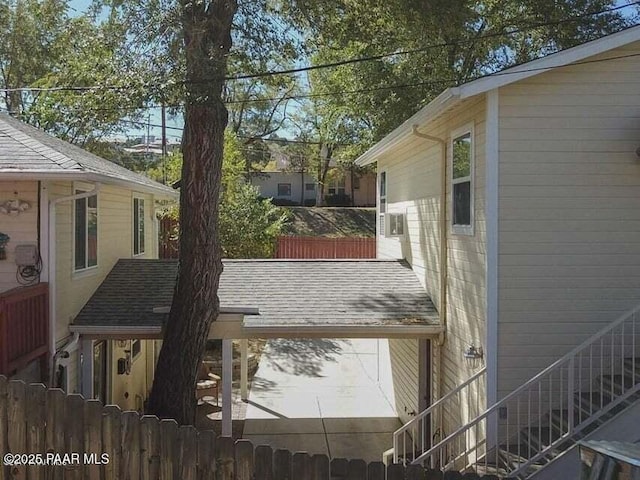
[146,0,237,425]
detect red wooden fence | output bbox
[0,282,49,375]
[276,236,376,259]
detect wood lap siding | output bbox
[389,339,419,425]
[497,41,640,398]
[376,97,488,425]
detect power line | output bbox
[0,4,637,94]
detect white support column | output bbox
[240,339,248,401]
[222,339,233,437]
[80,339,94,398]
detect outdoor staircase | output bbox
[393,304,640,479]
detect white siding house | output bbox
[355,26,640,463]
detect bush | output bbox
[324,194,352,206]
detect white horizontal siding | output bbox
[376,97,488,421]
[497,40,640,397]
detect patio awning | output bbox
[70,258,442,339]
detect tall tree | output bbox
[146,0,238,424]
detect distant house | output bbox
[249,149,376,206]
[355,26,640,477]
[0,114,177,411]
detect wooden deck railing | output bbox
[0,283,49,376]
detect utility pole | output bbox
[161,102,168,185]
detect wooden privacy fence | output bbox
[159,216,179,259]
[276,236,376,259]
[0,377,503,480]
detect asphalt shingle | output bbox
[72,259,440,330]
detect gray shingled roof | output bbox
[0,114,176,198]
[72,258,439,333]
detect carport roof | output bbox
[71,258,441,338]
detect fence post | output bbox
[0,376,8,480]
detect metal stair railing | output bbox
[392,367,486,464]
[412,304,640,478]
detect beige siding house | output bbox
[0,114,177,412]
[356,25,640,466]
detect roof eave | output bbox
[354,88,460,166]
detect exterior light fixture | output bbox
[463,344,483,359]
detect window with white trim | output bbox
[378,171,387,235]
[452,130,473,234]
[386,213,404,236]
[327,177,346,196]
[133,197,145,255]
[74,190,98,271]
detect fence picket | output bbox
[84,399,103,480]
[46,388,66,480]
[366,462,385,480]
[254,445,273,480]
[292,453,311,478]
[178,425,197,480]
[121,411,141,480]
[7,380,27,480]
[160,419,179,480]
[0,377,6,480]
[346,459,367,479]
[273,449,292,480]
[103,405,123,480]
[196,430,216,480]
[330,458,348,479]
[387,464,405,480]
[406,464,427,480]
[310,454,329,480]
[65,394,85,480]
[276,236,375,259]
[25,383,46,480]
[215,436,234,480]
[140,415,160,480]
[234,440,254,480]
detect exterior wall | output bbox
[496,41,640,399]
[389,338,420,424]
[49,181,158,393]
[347,171,377,207]
[110,339,154,411]
[0,181,39,293]
[375,96,488,422]
[250,172,316,204]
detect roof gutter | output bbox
[355,88,460,167]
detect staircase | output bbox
[393,304,640,479]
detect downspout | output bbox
[412,126,447,402]
[48,183,101,386]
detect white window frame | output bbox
[386,212,405,237]
[72,182,99,274]
[450,123,475,236]
[132,195,146,256]
[378,170,387,237]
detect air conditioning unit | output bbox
[385,213,405,237]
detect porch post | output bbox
[222,338,233,436]
[240,339,248,401]
[80,339,94,398]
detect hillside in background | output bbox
[283,207,376,238]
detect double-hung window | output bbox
[133,197,145,255]
[277,183,291,196]
[378,171,387,235]
[74,190,98,271]
[451,128,474,235]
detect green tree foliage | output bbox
[154,131,288,258]
[0,1,151,146]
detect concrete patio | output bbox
[242,338,401,462]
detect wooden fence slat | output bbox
[65,394,85,480]
[46,388,66,480]
[0,377,8,480]
[121,411,141,480]
[102,405,122,480]
[178,425,197,480]
[159,419,179,480]
[443,471,463,480]
[196,430,216,480]
[140,415,160,480]
[330,458,348,479]
[347,459,367,480]
[7,380,27,480]
[275,236,376,259]
[366,461,385,480]
[234,439,254,480]
[406,464,427,480]
[215,436,234,480]
[386,464,405,480]
[26,383,46,480]
[84,399,103,480]
[461,473,480,479]
[310,454,329,480]
[273,449,291,480]
[254,445,273,480]
[425,468,444,480]
[291,453,310,479]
